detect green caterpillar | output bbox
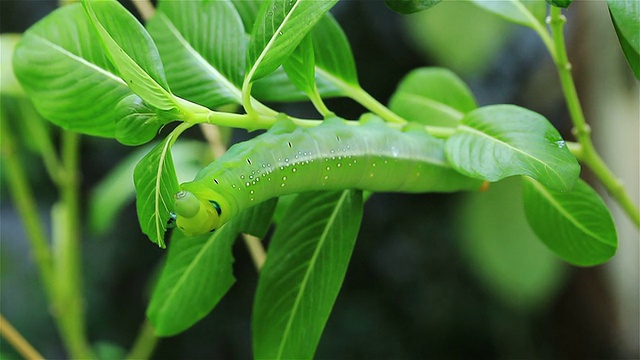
[173,117,482,236]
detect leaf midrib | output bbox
[157,13,243,101]
[32,35,127,85]
[276,191,349,358]
[459,124,567,187]
[528,178,613,246]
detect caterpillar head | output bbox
[173,190,221,236]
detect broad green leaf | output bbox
[283,34,317,96]
[134,135,180,248]
[146,199,278,336]
[312,14,359,88]
[251,13,352,102]
[245,0,338,83]
[385,0,442,14]
[522,177,618,266]
[546,0,572,8]
[81,0,178,111]
[608,0,640,79]
[12,3,131,137]
[146,0,246,109]
[114,94,161,146]
[445,105,580,191]
[147,225,237,336]
[389,67,477,127]
[253,190,363,359]
[89,141,206,235]
[470,0,547,29]
[457,177,565,312]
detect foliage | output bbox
[4,0,638,358]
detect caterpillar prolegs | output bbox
[174,117,482,236]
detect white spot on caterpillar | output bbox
[337,163,342,167]
[326,166,331,171]
[245,182,250,187]
[282,176,287,181]
[250,190,254,195]
[292,168,297,173]
[324,175,329,180]
[240,175,245,179]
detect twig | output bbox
[0,314,45,360]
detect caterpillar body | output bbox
[174,117,482,236]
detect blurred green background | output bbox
[1,1,638,359]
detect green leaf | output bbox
[457,177,565,312]
[389,67,477,127]
[89,141,206,235]
[385,0,442,14]
[146,0,246,109]
[114,94,162,146]
[608,0,640,79]
[251,13,352,102]
[445,105,580,191]
[134,135,180,248]
[470,0,547,29]
[312,13,359,88]
[253,190,363,359]
[522,177,618,266]
[12,3,131,137]
[81,0,178,111]
[146,198,277,336]
[546,0,572,8]
[283,34,316,96]
[146,225,237,336]
[245,0,338,83]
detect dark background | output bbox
[1,1,638,359]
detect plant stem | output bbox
[242,234,266,271]
[52,131,94,359]
[126,321,158,360]
[549,7,639,227]
[0,117,56,299]
[0,314,44,360]
[316,68,407,124]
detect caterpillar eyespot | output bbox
[173,117,482,236]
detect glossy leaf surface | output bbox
[12,3,131,137]
[147,225,237,336]
[134,136,180,248]
[147,199,279,336]
[523,177,618,266]
[245,0,338,83]
[445,105,580,191]
[146,0,246,108]
[389,67,477,127]
[81,0,177,111]
[253,190,363,359]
